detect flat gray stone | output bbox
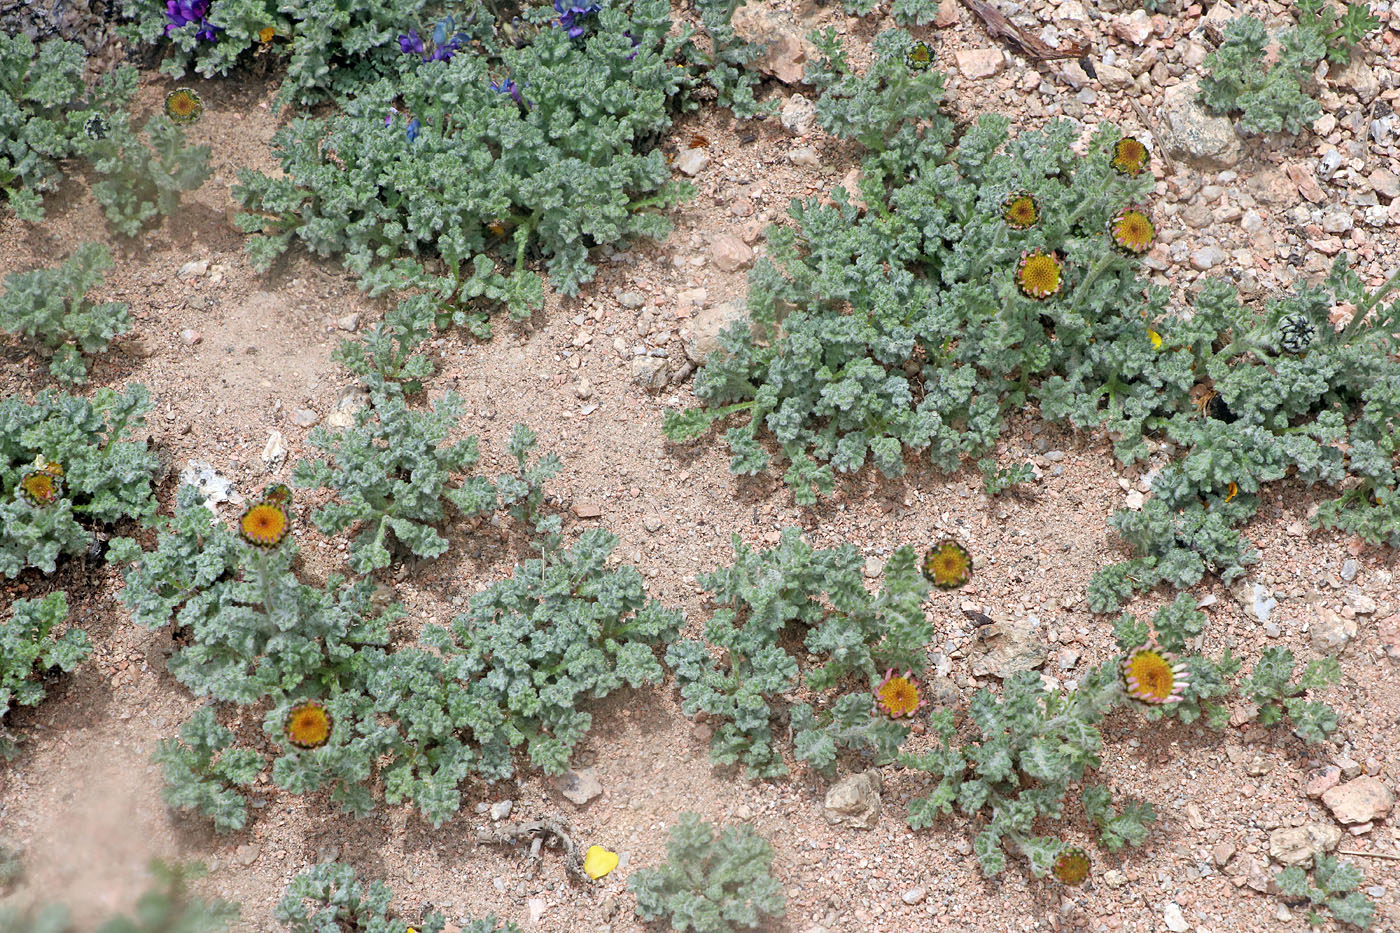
[1159,77,1243,170]
[554,767,603,807]
[823,770,881,830]
[1268,823,1342,868]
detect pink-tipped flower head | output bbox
[1121,643,1190,704]
[875,669,925,719]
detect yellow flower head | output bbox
[1016,249,1063,300]
[164,87,204,125]
[487,220,507,237]
[19,468,64,506]
[1224,481,1238,503]
[1121,643,1189,704]
[259,26,276,43]
[285,700,332,749]
[1110,205,1155,254]
[1002,192,1039,230]
[1053,847,1091,886]
[875,669,923,718]
[239,501,289,548]
[1110,136,1149,176]
[1148,329,1163,350]
[923,540,971,589]
[905,41,933,71]
[584,845,619,880]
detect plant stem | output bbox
[1344,264,1400,338]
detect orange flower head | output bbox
[875,670,924,719]
[1121,643,1189,704]
[164,87,203,125]
[1016,250,1063,300]
[1002,192,1039,230]
[19,468,64,506]
[259,26,276,43]
[1110,205,1155,254]
[1110,136,1149,176]
[285,701,332,749]
[923,540,972,589]
[239,501,289,548]
[1053,847,1091,885]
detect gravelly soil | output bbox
[1,2,1399,931]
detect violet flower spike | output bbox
[490,78,524,106]
[165,0,217,42]
[553,0,601,39]
[398,29,424,56]
[406,118,421,143]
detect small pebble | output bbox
[901,887,927,906]
[1340,558,1357,582]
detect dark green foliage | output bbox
[493,422,563,542]
[667,528,930,779]
[900,663,1152,878]
[153,707,264,832]
[1111,594,1339,742]
[331,295,435,400]
[1239,647,1340,743]
[291,392,497,573]
[674,32,1400,607]
[233,0,704,326]
[0,243,131,384]
[669,36,1158,506]
[1199,3,1379,135]
[1277,854,1376,929]
[978,457,1034,496]
[423,527,683,779]
[0,385,158,577]
[0,34,137,222]
[275,862,456,933]
[0,592,88,758]
[629,813,786,933]
[272,528,679,824]
[688,1,774,119]
[109,486,397,706]
[1090,260,1400,609]
[117,477,680,827]
[121,0,470,107]
[85,114,212,237]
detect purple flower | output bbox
[398,29,424,56]
[164,0,217,42]
[384,107,399,127]
[553,0,601,39]
[490,77,524,106]
[406,118,421,143]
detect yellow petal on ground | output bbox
[584,845,618,880]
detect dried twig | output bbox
[477,818,589,883]
[959,0,1087,61]
[1128,97,1179,177]
[1337,849,1400,862]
